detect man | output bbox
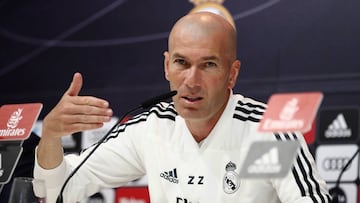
[34,12,331,202]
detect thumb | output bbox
[66,72,83,96]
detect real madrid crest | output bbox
[223,161,240,194]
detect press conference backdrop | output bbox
[1,0,360,202]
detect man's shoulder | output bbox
[129,102,178,124]
[148,102,178,120]
[232,94,267,108]
[231,94,267,123]
[115,102,177,135]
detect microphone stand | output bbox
[330,147,360,203]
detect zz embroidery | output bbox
[188,176,204,185]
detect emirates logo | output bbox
[7,108,23,129]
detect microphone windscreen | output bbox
[329,186,346,203]
[140,90,177,108]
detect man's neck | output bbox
[186,120,216,143]
[184,90,232,143]
[185,102,228,143]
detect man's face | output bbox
[164,28,240,122]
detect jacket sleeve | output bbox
[271,132,333,203]
[34,122,147,203]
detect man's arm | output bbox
[273,132,332,203]
[36,72,113,169]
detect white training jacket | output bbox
[34,92,331,203]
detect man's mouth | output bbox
[183,96,202,102]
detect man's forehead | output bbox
[171,13,227,38]
[170,52,220,61]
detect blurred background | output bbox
[1,0,359,118]
[1,0,359,202]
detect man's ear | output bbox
[163,51,170,81]
[228,60,241,89]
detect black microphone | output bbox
[140,90,177,109]
[56,90,177,203]
[329,147,360,203]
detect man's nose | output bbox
[184,66,201,89]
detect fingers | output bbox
[62,114,112,125]
[60,98,113,119]
[55,96,113,129]
[66,72,83,97]
[43,99,113,138]
[42,72,114,138]
[62,123,106,133]
[57,115,111,134]
[72,95,110,109]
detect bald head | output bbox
[168,12,237,60]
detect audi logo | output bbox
[322,157,351,171]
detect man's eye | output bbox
[205,62,217,68]
[174,59,187,65]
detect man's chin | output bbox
[177,109,204,120]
